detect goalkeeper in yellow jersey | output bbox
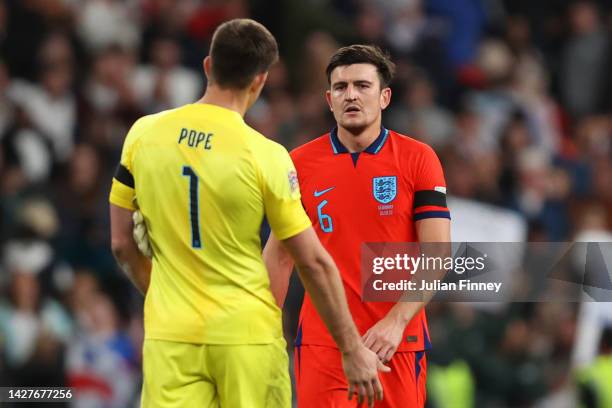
[109,18,388,408]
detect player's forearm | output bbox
[263,234,295,307]
[110,205,152,295]
[296,257,361,354]
[392,269,445,324]
[112,241,152,295]
[393,222,451,324]
[388,301,425,327]
[280,228,362,353]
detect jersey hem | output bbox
[109,195,136,211]
[297,339,429,352]
[144,331,283,345]
[109,179,136,210]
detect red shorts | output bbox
[295,345,427,408]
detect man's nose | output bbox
[345,84,357,101]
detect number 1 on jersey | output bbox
[182,166,202,248]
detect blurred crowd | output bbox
[1,0,612,407]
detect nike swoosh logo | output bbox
[314,187,335,197]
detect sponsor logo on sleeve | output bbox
[288,170,299,194]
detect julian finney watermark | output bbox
[371,278,502,294]
[370,252,502,293]
[361,242,612,302]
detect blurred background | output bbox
[1,0,612,407]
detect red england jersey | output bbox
[291,127,450,352]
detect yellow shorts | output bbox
[141,337,291,408]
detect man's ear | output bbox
[203,56,212,80]
[325,90,333,111]
[251,72,268,94]
[380,87,392,110]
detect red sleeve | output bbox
[289,149,302,183]
[413,145,450,221]
[290,146,310,187]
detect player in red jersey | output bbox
[263,45,451,407]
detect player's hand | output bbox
[362,313,405,363]
[342,344,390,408]
[133,210,152,258]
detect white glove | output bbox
[133,210,152,258]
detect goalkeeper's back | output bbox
[109,102,310,344]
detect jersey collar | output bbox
[329,126,389,155]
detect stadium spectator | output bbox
[561,1,610,118]
[0,268,72,387]
[76,0,140,53]
[386,70,456,149]
[132,35,202,112]
[66,291,138,407]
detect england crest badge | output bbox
[373,176,397,204]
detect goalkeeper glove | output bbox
[133,210,152,258]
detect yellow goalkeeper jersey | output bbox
[109,103,311,344]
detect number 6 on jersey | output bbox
[182,166,202,248]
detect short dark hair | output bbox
[210,19,279,89]
[326,45,396,88]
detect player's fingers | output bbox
[369,339,384,355]
[377,359,391,373]
[376,345,390,361]
[373,377,384,402]
[358,383,366,406]
[362,331,374,348]
[376,346,390,362]
[365,380,375,408]
[382,348,395,364]
[348,383,354,401]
